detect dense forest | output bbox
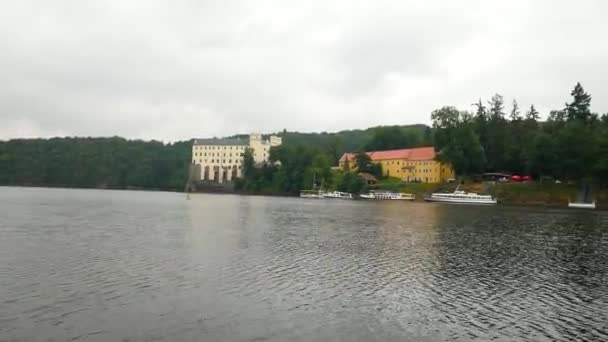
[432,83,608,183]
[0,138,191,191]
[1,83,606,193]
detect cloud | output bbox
[1,0,607,141]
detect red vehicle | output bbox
[511,175,522,181]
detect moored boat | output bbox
[323,191,354,200]
[425,190,497,205]
[299,190,326,199]
[360,190,415,200]
[568,201,596,209]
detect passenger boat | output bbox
[568,201,596,209]
[425,190,497,205]
[359,191,415,200]
[299,190,326,199]
[323,191,354,200]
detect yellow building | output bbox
[338,147,455,183]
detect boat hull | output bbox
[300,194,325,199]
[568,202,596,209]
[359,195,415,200]
[424,197,497,205]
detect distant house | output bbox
[358,172,378,185]
[339,147,455,184]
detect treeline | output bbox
[234,146,372,195]
[229,124,431,165]
[280,124,431,165]
[0,126,423,193]
[0,137,191,190]
[432,83,608,183]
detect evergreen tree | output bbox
[566,82,592,122]
[526,131,557,179]
[525,104,540,121]
[486,94,508,171]
[488,94,505,120]
[510,99,522,121]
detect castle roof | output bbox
[193,137,249,146]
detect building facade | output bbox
[338,147,455,183]
[191,133,282,183]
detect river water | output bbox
[1,187,607,341]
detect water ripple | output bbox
[0,188,607,341]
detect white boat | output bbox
[568,201,596,209]
[360,191,415,200]
[299,190,326,199]
[323,191,354,200]
[425,190,497,205]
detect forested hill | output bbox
[0,137,191,191]
[235,124,433,164]
[0,125,430,191]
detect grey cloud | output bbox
[1,0,607,141]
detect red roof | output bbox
[339,147,436,163]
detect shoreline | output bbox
[2,184,605,211]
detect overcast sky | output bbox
[1,0,607,141]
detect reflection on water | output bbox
[1,187,607,341]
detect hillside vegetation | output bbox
[0,125,427,191]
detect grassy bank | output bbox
[371,178,607,209]
[488,183,607,209]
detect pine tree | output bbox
[473,99,487,120]
[488,94,505,120]
[566,82,592,122]
[510,99,522,121]
[525,104,540,121]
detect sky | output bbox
[1,0,607,141]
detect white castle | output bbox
[191,133,282,182]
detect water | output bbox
[1,187,607,342]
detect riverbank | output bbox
[377,180,607,210]
[4,182,606,210]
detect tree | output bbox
[485,94,508,171]
[554,121,596,180]
[311,153,331,188]
[472,99,489,156]
[432,107,486,175]
[354,151,382,178]
[488,93,505,120]
[526,131,557,179]
[510,100,522,121]
[566,82,592,122]
[354,152,372,172]
[242,148,255,178]
[337,171,367,194]
[525,104,540,121]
